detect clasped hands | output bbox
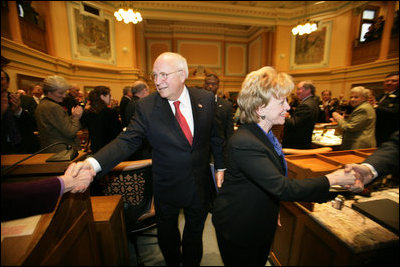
[59,161,96,193]
[327,163,374,193]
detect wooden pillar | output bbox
[7,1,23,44]
[134,22,146,76]
[378,1,395,60]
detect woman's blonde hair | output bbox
[238,66,294,124]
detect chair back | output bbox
[97,160,154,233]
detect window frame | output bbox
[359,5,380,43]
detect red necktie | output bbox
[173,101,193,145]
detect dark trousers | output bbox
[216,231,271,266]
[155,196,208,266]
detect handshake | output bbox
[59,162,96,194]
[326,163,375,192]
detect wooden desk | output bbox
[1,191,100,265]
[271,189,399,266]
[1,151,87,177]
[91,195,129,266]
[270,148,399,266]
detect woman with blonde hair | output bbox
[212,66,357,265]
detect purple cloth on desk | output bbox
[1,177,61,221]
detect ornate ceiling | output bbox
[102,1,369,36]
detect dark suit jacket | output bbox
[81,107,122,154]
[364,130,399,178]
[282,95,319,149]
[1,177,61,221]
[124,95,140,124]
[93,87,225,208]
[1,105,40,154]
[212,123,330,246]
[375,89,399,145]
[61,93,79,115]
[20,94,37,117]
[119,95,131,128]
[215,96,234,142]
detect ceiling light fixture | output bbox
[114,2,143,24]
[292,2,318,36]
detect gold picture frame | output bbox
[290,21,332,70]
[67,1,116,65]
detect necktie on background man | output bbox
[173,101,193,145]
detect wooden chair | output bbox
[282,147,333,155]
[98,160,157,266]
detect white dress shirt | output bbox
[168,86,194,136]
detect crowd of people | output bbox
[1,52,398,266]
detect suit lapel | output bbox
[188,87,201,147]
[154,95,189,144]
[246,124,286,175]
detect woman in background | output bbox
[81,86,122,154]
[212,66,357,266]
[35,75,82,152]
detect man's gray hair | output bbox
[43,75,69,95]
[123,86,132,95]
[131,81,148,95]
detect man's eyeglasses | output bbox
[151,70,182,81]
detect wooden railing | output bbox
[19,16,47,54]
[351,39,381,65]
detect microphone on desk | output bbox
[1,142,78,176]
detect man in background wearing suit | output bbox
[282,80,319,149]
[375,71,399,146]
[204,74,233,181]
[68,52,225,266]
[119,85,132,128]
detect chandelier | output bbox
[292,20,318,35]
[114,2,143,24]
[292,2,318,36]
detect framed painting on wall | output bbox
[67,1,116,65]
[17,74,44,94]
[290,21,332,70]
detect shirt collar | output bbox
[168,85,190,106]
[302,95,313,102]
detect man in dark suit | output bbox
[204,74,234,144]
[1,69,39,154]
[119,86,132,128]
[61,84,81,115]
[204,74,233,185]
[375,71,399,146]
[282,80,319,149]
[68,52,225,266]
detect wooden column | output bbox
[378,1,395,60]
[7,1,23,44]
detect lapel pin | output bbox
[198,104,203,108]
